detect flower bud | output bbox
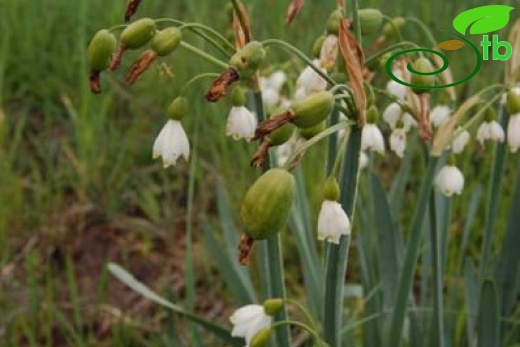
[323,176,340,201]
[87,29,117,71]
[298,120,326,139]
[326,9,343,35]
[249,328,273,347]
[383,17,406,39]
[151,27,182,56]
[230,41,266,79]
[367,105,380,123]
[263,298,284,315]
[312,35,326,59]
[411,57,436,94]
[231,87,247,107]
[241,169,296,240]
[166,97,188,121]
[507,89,520,114]
[291,91,334,128]
[358,9,383,35]
[120,18,157,49]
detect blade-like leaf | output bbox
[478,279,500,347]
[107,263,244,346]
[453,5,514,35]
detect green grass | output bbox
[1,0,519,346]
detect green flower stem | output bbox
[382,15,405,42]
[155,18,234,57]
[323,1,362,346]
[181,73,220,94]
[405,17,438,47]
[270,320,322,345]
[284,299,318,331]
[262,39,337,87]
[388,156,439,347]
[365,41,420,66]
[327,108,342,174]
[429,189,445,347]
[179,41,229,69]
[252,90,291,347]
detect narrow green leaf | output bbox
[478,279,500,347]
[465,258,478,346]
[107,263,244,346]
[201,218,256,305]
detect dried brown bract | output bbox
[418,93,432,141]
[204,68,240,102]
[109,45,126,71]
[125,50,157,85]
[238,234,254,266]
[125,0,143,22]
[232,2,252,49]
[253,111,293,140]
[286,0,305,25]
[250,137,273,169]
[89,70,102,94]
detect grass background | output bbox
[0,0,518,346]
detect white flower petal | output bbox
[152,120,190,168]
[476,120,505,145]
[451,129,470,154]
[507,113,520,153]
[230,305,271,345]
[435,165,464,197]
[430,105,451,127]
[317,200,351,244]
[382,103,402,128]
[390,128,406,158]
[226,106,257,141]
[362,123,385,155]
[296,59,328,94]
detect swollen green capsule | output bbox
[298,120,326,140]
[291,91,334,128]
[87,29,117,71]
[312,35,326,59]
[383,17,406,39]
[166,97,188,121]
[326,9,343,35]
[240,169,296,240]
[358,9,383,35]
[120,18,156,49]
[230,41,266,79]
[411,57,436,94]
[151,27,182,56]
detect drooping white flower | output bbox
[362,123,385,155]
[451,128,471,154]
[382,102,402,128]
[359,151,369,169]
[386,80,407,100]
[317,200,351,244]
[262,87,280,109]
[267,70,287,92]
[319,34,339,69]
[403,112,417,130]
[296,59,328,95]
[507,113,520,153]
[226,106,258,141]
[435,165,465,197]
[152,120,190,168]
[230,305,272,346]
[476,120,505,145]
[430,105,451,127]
[390,128,407,158]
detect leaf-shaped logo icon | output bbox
[453,5,514,35]
[436,40,465,51]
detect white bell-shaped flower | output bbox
[296,59,328,95]
[476,120,505,145]
[359,151,369,169]
[382,102,402,128]
[435,165,465,197]
[390,127,407,158]
[230,305,272,346]
[152,120,190,168]
[226,106,258,141]
[317,200,351,244]
[451,128,471,154]
[267,70,287,92]
[362,123,385,155]
[430,105,451,127]
[386,80,407,100]
[507,113,520,153]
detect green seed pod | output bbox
[358,9,383,35]
[240,169,296,240]
[326,9,343,35]
[383,17,406,39]
[291,91,334,128]
[263,298,284,315]
[87,29,117,71]
[298,120,326,140]
[312,35,326,59]
[367,105,380,123]
[230,41,266,79]
[507,90,520,114]
[250,328,272,347]
[411,57,436,94]
[151,27,182,56]
[269,123,293,146]
[120,18,157,49]
[323,176,340,201]
[166,97,188,121]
